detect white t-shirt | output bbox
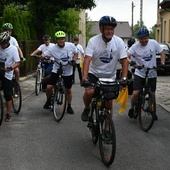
[38,43,55,60]
[43,42,77,76]
[86,34,127,79]
[9,36,19,47]
[74,44,84,64]
[128,39,163,78]
[0,44,20,80]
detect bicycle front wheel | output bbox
[139,91,155,132]
[89,101,98,144]
[35,69,42,95]
[53,86,67,122]
[99,113,116,166]
[12,80,22,114]
[0,93,4,126]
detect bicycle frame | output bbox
[133,66,156,132]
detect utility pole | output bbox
[132,1,135,36]
[140,0,143,27]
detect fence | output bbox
[19,40,41,77]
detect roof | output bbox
[160,0,170,8]
[88,21,132,38]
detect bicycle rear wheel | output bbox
[35,69,42,95]
[139,91,155,132]
[53,86,67,122]
[89,101,98,144]
[12,79,22,114]
[99,113,116,166]
[0,93,4,126]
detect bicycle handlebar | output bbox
[129,61,157,70]
[81,78,126,88]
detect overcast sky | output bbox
[86,0,160,30]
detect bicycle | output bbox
[0,80,4,126]
[32,55,46,95]
[52,60,75,122]
[83,78,124,166]
[131,64,156,132]
[11,73,22,114]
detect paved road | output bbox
[20,75,170,113]
[156,76,170,112]
[0,74,169,169]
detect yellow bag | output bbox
[115,87,128,114]
[80,58,83,68]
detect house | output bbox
[156,0,170,46]
[88,21,132,47]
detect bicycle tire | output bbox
[12,79,22,114]
[89,101,98,144]
[134,99,139,119]
[0,93,4,126]
[99,113,116,166]
[35,69,42,95]
[139,91,155,132]
[53,86,67,122]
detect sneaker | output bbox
[5,114,12,122]
[128,108,134,118]
[67,105,74,114]
[81,108,90,121]
[43,100,51,109]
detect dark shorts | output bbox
[133,75,157,92]
[88,73,99,84]
[0,76,12,101]
[48,72,73,89]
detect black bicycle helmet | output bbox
[43,35,51,40]
[2,23,13,30]
[127,37,135,48]
[99,16,117,28]
[137,27,149,38]
[0,32,10,44]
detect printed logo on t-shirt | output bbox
[99,49,113,63]
[143,50,153,61]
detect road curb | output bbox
[157,102,170,113]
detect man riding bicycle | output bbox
[0,32,20,122]
[81,15,128,121]
[30,35,55,77]
[127,27,165,120]
[41,31,78,114]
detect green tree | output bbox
[132,20,146,38]
[149,26,156,39]
[55,8,80,38]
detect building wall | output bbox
[156,1,170,46]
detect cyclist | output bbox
[0,32,20,122]
[127,27,165,120]
[41,31,78,114]
[127,37,136,75]
[2,23,25,81]
[30,35,55,77]
[81,15,128,121]
[72,37,84,84]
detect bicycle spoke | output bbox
[53,87,67,122]
[88,101,98,144]
[99,113,116,166]
[35,70,41,95]
[12,80,22,114]
[0,94,4,126]
[139,92,155,132]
